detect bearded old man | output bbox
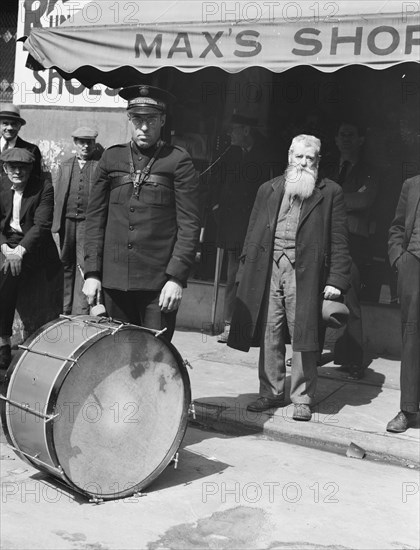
[227,134,351,421]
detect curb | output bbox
[192,400,420,469]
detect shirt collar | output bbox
[1,136,18,150]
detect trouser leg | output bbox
[223,249,241,324]
[103,288,177,343]
[71,220,89,315]
[60,218,76,315]
[258,260,287,399]
[398,252,420,413]
[278,257,318,405]
[334,260,363,367]
[0,268,20,338]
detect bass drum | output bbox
[0,316,191,500]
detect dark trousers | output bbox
[223,249,241,324]
[0,233,23,337]
[397,251,420,413]
[0,269,20,338]
[334,260,364,367]
[60,218,89,315]
[103,288,177,342]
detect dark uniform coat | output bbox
[52,155,100,236]
[228,175,351,353]
[84,141,200,291]
[0,174,59,270]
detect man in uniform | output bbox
[0,148,59,369]
[83,85,200,341]
[52,127,101,314]
[0,104,42,179]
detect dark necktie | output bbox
[337,160,350,186]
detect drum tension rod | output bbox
[7,444,64,476]
[188,402,196,420]
[0,396,59,422]
[18,346,80,366]
[184,359,193,369]
[172,452,179,469]
[111,323,126,335]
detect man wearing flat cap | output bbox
[52,127,101,315]
[0,104,42,179]
[83,85,200,341]
[0,148,59,369]
[227,134,351,421]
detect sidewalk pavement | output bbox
[1,329,418,470]
[172,330,420,468]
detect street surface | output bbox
[1,424,419,550]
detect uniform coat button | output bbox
[128,243,133,249]
[130,207,134,212]
[129,226,134,231]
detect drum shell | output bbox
[1,316,191,500]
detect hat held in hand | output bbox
[322,299,349,329]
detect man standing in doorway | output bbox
[214,113,280,343]
[228,134,351,421]
[387,175,420,432]
[325,120,377,379]
[83,85,200,341]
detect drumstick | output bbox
[77,263,105,312]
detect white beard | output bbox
[285,165,317,200]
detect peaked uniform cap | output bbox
[0,104,26,125]
[72,126,98,139]
[119,85,176,114]
[0,148,35,164]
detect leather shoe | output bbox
[0,345,12,370]
[293,404,312,421]
[386,410,417,433]
[247,396,284,412]
[217,325,230,344]
[339,364,365,379]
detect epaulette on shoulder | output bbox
[170,143,189,154]
[106,143,128,151]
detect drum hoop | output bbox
[49,322,192,499]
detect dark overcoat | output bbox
[0,174,59,271]
[84,141,200,291]
[388,175,420,267]
[228,175,351,353]
[214,140,282,251]
[52,155,100,236]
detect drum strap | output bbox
[129,140,165,200]
[109,174,171,190]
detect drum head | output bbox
[52,326,189,499]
